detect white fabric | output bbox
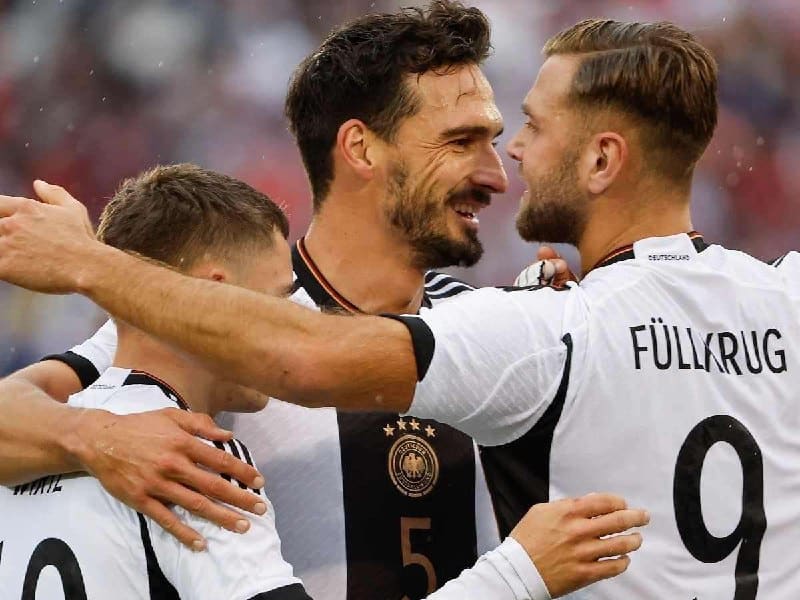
[409,233,800,599]
[63,272,500,599]
[0,367,302,600]
[429,537,551,600]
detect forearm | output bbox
[427,537,551,600]
[74,243,416,410]
[0,377,91,484]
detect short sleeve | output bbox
[42,320,118,388]
[148,442,307,599]
[398,286,571,446]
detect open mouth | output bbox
[451,201,487,226]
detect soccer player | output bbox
[0,163,648,600]
[3,16,798,599]
[0,3,575,599]
[0,164,311,598]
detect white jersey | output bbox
[394,233,800,599]
[46,239,500,600]
[0,367,307,600]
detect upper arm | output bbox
[4,360,83,402]
[398,286,569,446]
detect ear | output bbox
[188,260,233,284]
[585,132,627,195]
[335,118,375,182]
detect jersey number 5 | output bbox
[401,517,436,599]
[20,538,87,599]
[673,415,766,600]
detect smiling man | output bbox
[0,4,611,600]
[1,16,797,599]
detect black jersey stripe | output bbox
[41,351,100,389]
[247,583,313,599]
[137,513,180,599]
[212,441,234,483]
[425,275,475,293]
[770,253,789,267]
[226,440,249,490]
[479,333,574,538]
[235,439,262,495]
[426,284,474,298]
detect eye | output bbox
[451,138,471,147]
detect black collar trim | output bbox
[590,231,708,272]
[122,371,189,411]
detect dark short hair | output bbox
[285,0,491,209]
[97,163,289,270]
[544,19,718,182]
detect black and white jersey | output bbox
[394,233,800,599]
[45,238,499,600]
[0,367,307,600]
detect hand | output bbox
[510,493,649,597]
[514,245,578,288]
[0,180,98,293]
[71,407,267,551]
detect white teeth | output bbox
[453,203,482,216]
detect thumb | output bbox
[33,180,80,207]
[536,244,562,261]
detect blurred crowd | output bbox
[1,0,798,374]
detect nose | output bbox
[471,145,508,194]
[506,129,523,162]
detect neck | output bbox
[113,327,217,415]
[579,183,693,273]
[303,189,426,315]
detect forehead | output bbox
[523,54,580,114]
[405,64,502,133]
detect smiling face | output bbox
[380,64,507,269]
[506,55,591,246]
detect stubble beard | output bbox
[515,149,589,246]
[386,161,484,270]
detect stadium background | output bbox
[0,0,798,375]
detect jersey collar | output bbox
[122,370,190,410]
[292,237,432,314]
[589,231,708,272]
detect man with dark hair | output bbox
[0,164,642,600]
[0,4,636,600]
[3,16,797,598]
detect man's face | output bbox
[381,64,507,269]
[217,229,295,413]
[506,55,590,246]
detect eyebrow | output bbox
[439,124,504,140]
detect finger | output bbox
[167,409,234,442]
[174,461,267,516]
[550,258,569,274]
[582,555,632,585]
[33,180,81,207]
[186,437,265,491]
[587,508,650,537]
[139,497,207,551]
[585,532,643,560]
[536,244,561,261]
[155,480,255,535]
[0,196,28,218]
[572,492,627,517]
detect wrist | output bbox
[59,407,109,474]
[73,242,125,297]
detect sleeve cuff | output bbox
[41,351,101,389]
[381,314,435,381]
[497,537,552,600]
